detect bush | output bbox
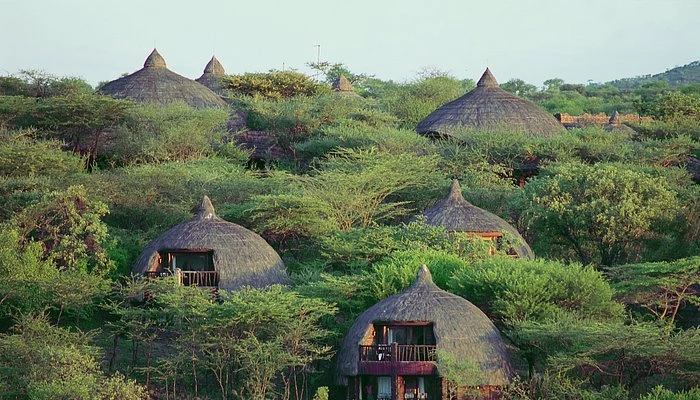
[222,70,329,99]
[448,258,623,321]
[110,102,230,165]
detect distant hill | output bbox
[608,60,700,89]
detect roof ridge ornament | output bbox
[203,55,225,75]
[476,67,499,88]
[414,264,434,284]
[144,48,167,68]
[448,179,468,202]
[195,195,217,220]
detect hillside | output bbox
[608,60,700,89]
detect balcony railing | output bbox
[146,270,220,288]
[359,344,436,362]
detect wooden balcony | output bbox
[358,344,438,376]
[146,270,219,288]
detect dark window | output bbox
[159,250,214,272]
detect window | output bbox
[375,323,435,345]
[159,250,214,272]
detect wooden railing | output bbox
[146,270,220,287]
[359,344,436,362]
[180,270,219,287]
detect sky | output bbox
[1,0,698,88]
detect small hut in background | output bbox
[417,180,533,259]
[332,74,361,97]
[604,111,637,135]
[196,55,227,95]
[336,265,513,400]
[132,196,288,291]
[99,49,227,108]
[416,68,565,138]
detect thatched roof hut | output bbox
[132,196,288,290]
[99,49,227,108]
[418,180,533,259]
[336,265,513,386]
[196,55,226,95]
[416,68,564,138]
[604,111,637,135]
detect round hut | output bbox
[418,180,533,259]
[416,68,565,138]
[604,111,636,135]
[99,49,227,108]
[196,55,226,95]
[132,196,288,291]
[336,265,513,400]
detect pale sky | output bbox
[1,0,698,87]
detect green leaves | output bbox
[523,162,680,266]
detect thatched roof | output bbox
[416,68,565,138]
[604,111,637,135]
[196,55,226,95]
[99,49,227,108]
[132,196,288,290]
[331,74,362,97]
[332,74,353,91]
[336,265,513,386]
[418,180,533,259]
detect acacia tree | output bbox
[522,162,680,266]
[0,313,146,400]
[251,148,440,237]
[609,257,700,325]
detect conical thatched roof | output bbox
[196,55,226,94]
[605,110,636,135]
[331,74,361,97]
[99,49,227,108]
[416,68,564,138]
[132,196,289,290]
[332,74,353,92]
[336,265,513,386]
[418,180,533,259]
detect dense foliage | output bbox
[0,63,698,399]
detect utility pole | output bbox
[314,44,321,64]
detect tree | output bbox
[250,148,440,236]
[13,185,113,272]
[222,71,329,99]
[509,315,700,390]
[448,257,622,322]
[0,312,147,399]
[522,162,680,266]
[609,257,700,325]
[501,78,537,97]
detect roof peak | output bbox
[477,68,499,88]
[609,110,621,124]
[414,265,433,285]
[195,196,217,220]
[447,179,469,203]
[332,74,353,92]
[144,48,167,68]
[203,55,225,75]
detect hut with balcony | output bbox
[132,196,289,291]
[99,49,227,108]
[336,265,513,400]
[196,55,227,96]
[416,68,564,139]
[417,180,533,259]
